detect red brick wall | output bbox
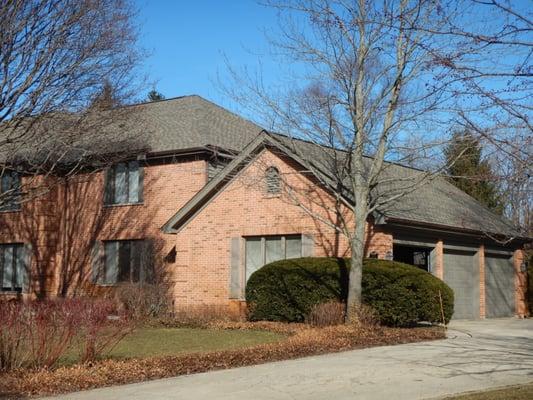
[172,148,392,306]
[0,158,207,299]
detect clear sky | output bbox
[135,1,280,109]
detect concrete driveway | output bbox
[45,319,533,400]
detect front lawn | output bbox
[0,323,444,399]
[60,327,284,365]
[444,383,533,400]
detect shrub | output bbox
[362,258,453,327]
[73,299,134,363]
[115,282,172,321]
[246,257,454,327]
[0,300,79,371]
[307,301,345,327]
[0,298,134,371]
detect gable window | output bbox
[104,161,143,205]
[0,171,21,211]
[265,167,281,195]
[245,235,302,281]
[0,243,24,292]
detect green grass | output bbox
[61,327,285,365]
[444,383,533,400]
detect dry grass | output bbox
[443,383,533,400]
[0,323,444,399]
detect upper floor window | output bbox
[94,239,153,285]
[1,243,24,292]
[265,166,281,195]
[104,161,143,205]
[0,170,21,212]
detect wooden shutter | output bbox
[302,234,314,257]
[229,237,242,299]
[21,243,32,293]
[104,167,114,205]
[105,241,119,284]
[3,246,13,288]
[91,241,103,284]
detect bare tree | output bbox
[429,0,532,235]
[0,0,146,208]
[221,0,501,320]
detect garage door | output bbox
[485,253,515,318]
[444,249,479,319]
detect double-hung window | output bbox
[104,161,143,205]
[245,235,302,281]
[0,171,21,211]
[95,240,152,285]
[0,243,24,292]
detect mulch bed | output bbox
[0,323,445,399]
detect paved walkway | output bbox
[45,319,533,400]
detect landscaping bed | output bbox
[0,322,444,399]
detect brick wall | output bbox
[0,157,207,299]
[172,148,392,306]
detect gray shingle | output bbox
[8,95,518,237]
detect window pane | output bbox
[128,162,139,203]
[265,167,281,194]
[245,238,262,282]
[1,173,11,193]
[114,163,127,204]
[104,241,119,284]
[265,237,283,264]
[118,241,131,282]
[286,236,302,259]
[2,246,13,289]
[130,241,142,283]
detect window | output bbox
[245,235,302,281]
[0,171,21,211]
[104,161,143,205]
[265,167,281,195]
[98,240,152,285]
[0,243,24,292]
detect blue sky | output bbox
[135,1,279,109]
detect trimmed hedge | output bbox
[245,257,454,327]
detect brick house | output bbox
[0,95,529,319]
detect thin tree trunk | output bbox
[346,192,368,322]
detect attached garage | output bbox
[443,249,479,319]
[485,251,515,318]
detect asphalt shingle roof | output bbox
[118,95,520,237]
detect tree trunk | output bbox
[346,195,368,322]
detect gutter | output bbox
[383,216,531,244]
